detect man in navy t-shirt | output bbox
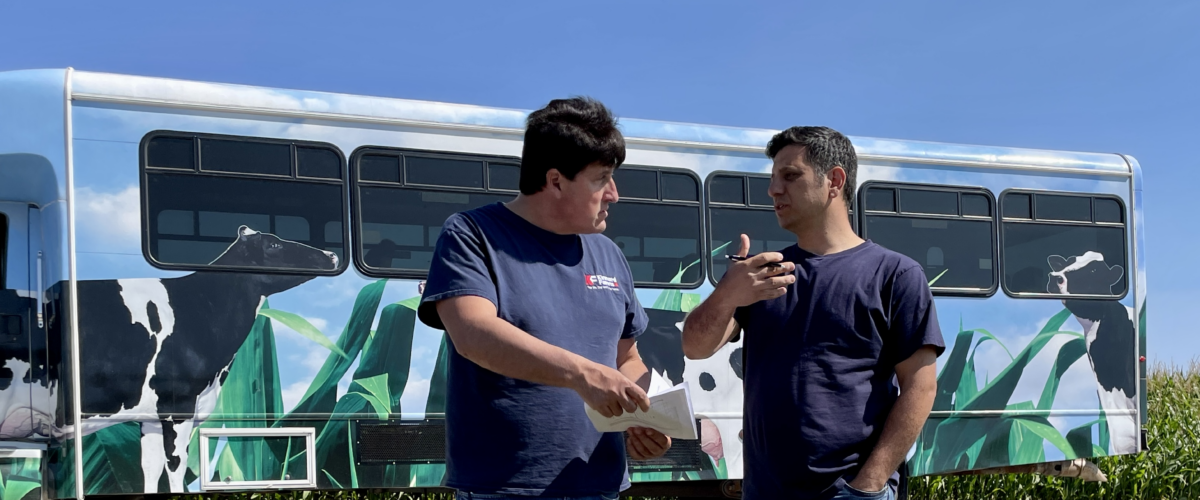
[418,97,672,499]
[682,126,945,500]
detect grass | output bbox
[159,360,1200,500]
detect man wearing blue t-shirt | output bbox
[682,126,944,500]
[417,97,671,500]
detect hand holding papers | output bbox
[585,375,698,440]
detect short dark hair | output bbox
[765,126,857,205]
[519,96,626,195]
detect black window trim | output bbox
[999,188,1129,300]
[703,170,858,287]
[139,130,349,276]
[613,164,705,290]
[858,181,999,297]
[349,146,523,279]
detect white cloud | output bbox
[400,370,431,416]
[281,379,312,414]
[76,185,141,251]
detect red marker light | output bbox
[1140,356,1146,362]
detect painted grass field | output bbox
[151,360,1199,500]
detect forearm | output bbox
[856,379,937,487]
[681,290,740,360]
[447,313,596,391]
[618,354,651,392]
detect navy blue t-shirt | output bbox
[417,202,649,497]
[734,241,945,500]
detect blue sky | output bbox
[2,1,1197,364]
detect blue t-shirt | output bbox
[417,202,649,497]
[733,241,945,500]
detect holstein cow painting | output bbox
[2,227,337,492]
[638,307,746,477]
[1047,251,1138,455]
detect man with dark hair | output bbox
[682,126,944,500]
[418,96,671,500]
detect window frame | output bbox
[610,164,705,289]
[138,130,349,276]
[858,181,999,297]
[703,170,858,287]
[998,188,1129,300]
[0,212,7,288]
[349,146,522,279]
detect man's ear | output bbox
[828,166,846,199]
[545,168,564,196]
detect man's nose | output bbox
[768,176,785,197]
[606,179,620,203]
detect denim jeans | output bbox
[830,476,897,500]
[454,491,619,500]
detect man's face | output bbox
[555,162,619,234]
[768,144,837,234]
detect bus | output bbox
[0,68,1147,499]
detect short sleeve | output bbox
[889,265,946,363]
[621,285,648,340]
[417,215,498,331]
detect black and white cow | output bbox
[638,307,745,476]
[67,226,337,492]
[1047,251,1138,455]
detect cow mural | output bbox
[0,227,338,492]
[1047,251,1138,455]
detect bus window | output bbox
[141,133,346,274]
[860,184,996,295]
[1001,191,1127,298]
[705,173,796,284]
[606,167,703,288]
[352,148,518,277]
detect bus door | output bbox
[0,203,37,440]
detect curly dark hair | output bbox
[766,126,857,205]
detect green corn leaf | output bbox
[1036,337,1088,411]
[651,289,683,311]
[710,241,732,257]
[1067,420,1099,459]
[970,329,1014,360]
[76,421,144,494]
[213,439,246,484]
[354,303,417,410]
[1011,416,1078,460]
[398,296,422,311]
[933,322,976,412]
[1099,408,1111,452]
[681,293,702,313]
[347,423,359,489]
[927,268,950,286]
[322,470,344,489]
[1041,308,1073,335]
[287,279,387,419]
[258,308,349,360]
[1006,401,1045,464]
[313,392,373,488]
[2,478,38,500]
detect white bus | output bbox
[0,68,1147,499]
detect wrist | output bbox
[567,358,597,393]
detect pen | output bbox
[726,254,784,270]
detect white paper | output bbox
[584,376,698,440]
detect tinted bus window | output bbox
[1002,191,1127,297]
[706,173,796,284]
[607,167,703,287]
[352,148,520,277]
[142,133,345,274]
[860,184,996,295]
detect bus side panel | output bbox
[857,162,1141,476]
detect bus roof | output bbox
[55,69,1129,176]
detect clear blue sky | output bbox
[3,1,1197,363]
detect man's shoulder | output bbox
[861,241,924,278]
[443,203,502,233]
[581,233,625,257]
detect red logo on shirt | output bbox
[585,274,620,291]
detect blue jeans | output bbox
[830,477,896,500]
[454,492,618,500]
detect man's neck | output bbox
[504,194,572,235]
[793,209,864,256]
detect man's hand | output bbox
[575,363,651,418]
[626,427,671,460]
[713,234,795,308]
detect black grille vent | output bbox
[629,430,708,473]
[355,419,446,465]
